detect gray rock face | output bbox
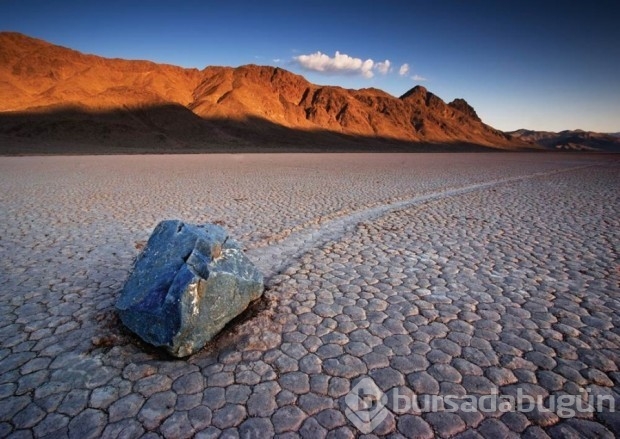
[116,220,264,357]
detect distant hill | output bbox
[0,32,535,153]
[508,129,620,152]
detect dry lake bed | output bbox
[0,153,618,438]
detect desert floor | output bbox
[0,153,618,438]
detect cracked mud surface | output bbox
[0,153,618,438]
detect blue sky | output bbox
[1,0,619,132]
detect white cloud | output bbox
[399,63,410,76]
[412,74,427,82]
[294,51,392,79]
[360,58,374,78]
[375,60,391,75]
[294,51,375,77]
[273,58,282,63]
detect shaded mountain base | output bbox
[0,106,531,155]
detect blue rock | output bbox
[116,220,264,357]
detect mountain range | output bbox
[0,32,616,154]
[507,129,620,152]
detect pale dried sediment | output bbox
[0,153,618,438]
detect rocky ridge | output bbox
[0,32,525,152]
